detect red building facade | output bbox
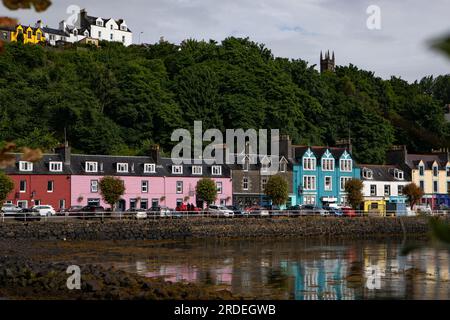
[4,148,72,209]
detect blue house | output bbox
[291,146,361,207]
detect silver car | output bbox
[209,205,235,217]
[1,203,22,215]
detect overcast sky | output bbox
[2,0,449,81]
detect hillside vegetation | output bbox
[0,38,449,163]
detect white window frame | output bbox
[303,175,316,191]
[141,180,149,193]
[192,166,202,175]
[340,177,352,191]
[384,184,390,196]
[433,165,439,177]
[303,196,316,205]
[47,180,54,193]
[362,168,373,179]
[49,161,63,172]
[303,157,316,171]
[85,161,98,173]
[176,181,183,194]
[216,182,223,194]
[143,163,156,173]
[90,180,98,193]
[280,161,287,173]
[116,163,129,173]
[324,176,332,191]
[172,165,183,174]
[243,177,249,191]
[19,180,27,193]
[340,159,352,172]
[261,177,268,191]
[321,158,335,171]
[19,161,33,172]
[212,165,222,176]
[370,184,377,196]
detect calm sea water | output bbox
[82,238,450,300]
[10,238,449,300]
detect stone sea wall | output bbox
[0,216,440,241]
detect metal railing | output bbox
[0,209,448,223]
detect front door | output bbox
[117,199,126,212]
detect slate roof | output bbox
[226,154,293,171]
[5,153,231,178]
[42,27,68,37]
[3,154,71,175]
[359,164,410,182]
[405,153,449,169]
[81,14,131,32]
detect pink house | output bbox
[66,146,232,210]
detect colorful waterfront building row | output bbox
[3,138,450,211]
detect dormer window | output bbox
[192,166,202,175]
[340,159,352,172]
[212,165,222,175]
[322,158,335,171]
[303,157,316,170]
[19,161,33,172]
[433,165,438,177]
[84,30,89,37]
[121,25,126,31]
[394,169,404,180]
[96,19,103,27]
[172,165,183,174]
[144,163,156,173]
[117,163,129,173]
[280,161,287,173]
[419,164,424,176]
[73,29,78,36]
[362,168,373,179]
[85,161,98,173]
[49,161,63,172]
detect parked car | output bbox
[245,206,270,217]
[209,205,234,217]
[226,205,246,216]
[79,205,106,218]
[342,207,357,217]
[302,205,329,216]
[287,205,304,216]
[148,206,172,217]
[415,204,432,215]
[126,208,148,219]
[32,205,56,217]
[323,206,343,217]
[15,208,41,221]
[1,203,22,215]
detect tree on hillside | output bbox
[264,175,289,207]
[0,171,14,206]
[344,179,364,210]
[402,183,424,210]
[99,176,125,211]
[195,178,217,208]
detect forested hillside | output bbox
[0,38,449,164]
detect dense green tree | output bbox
[264,175,289,206]
[344,179,364,210]
[195,178,217,207]
[0,38,449,161]
[99,176,125,210]
[0,171,14,206]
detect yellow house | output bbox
[10,25,45,44]
[387,146,450,209]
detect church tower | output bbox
[320,50,335,73]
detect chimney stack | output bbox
[279,134,292,160]
[150,145,160,164]
[55,142,71,165]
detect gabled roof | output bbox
[406,153,449,169]
[293,145,351,163]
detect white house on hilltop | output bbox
[59,9,133,46]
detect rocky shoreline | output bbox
[0,216,439,241]
[0,255,236,300]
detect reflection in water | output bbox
[108,239,449,300]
